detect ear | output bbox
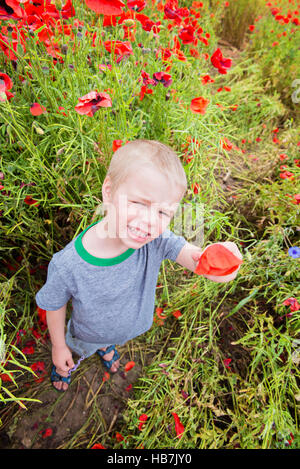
[102,175,113,202]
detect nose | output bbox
[139,205,161,236]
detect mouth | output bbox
[127,225,150,242]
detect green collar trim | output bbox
[74,220,135,266]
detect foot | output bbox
[97,346,120,373]
[51,366,71,392]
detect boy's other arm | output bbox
[46,304,75,372]
[175,241,242,283]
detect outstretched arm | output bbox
[175,241,242,283]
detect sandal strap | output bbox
[97,345,116,357]
[96,346,120,370]
[51,365,71,385]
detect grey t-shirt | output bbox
[35,220,187,355]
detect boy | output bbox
[35,139,242,391]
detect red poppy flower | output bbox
[104,40,133,60]
[201,74,214,84]
[61,0,75,18]
[221,137,234,151]
[31,361,47,383]
[91,443,106,449]
[30,103,47,116]
[280,171,294,180]
[104,41,133,63]
[190,96,209,114]
[112,139,123,152]
[0,373,12,382]
[153,71,172,87]
[115,432,124,442]
[283,297,300,312]
[75,90,112,116]
[178,25,195,44]
[164,6,182,24]
[127,0,146,12]
[139,85,153,101]
[0,72,14,101]
[210,48,232,74]
[138,413,148,430]
[195,244,243,276]
[0,0,24,18]
[24,196,39,206]
[124,360,135,372]
[172,412,185,439]
[172,310,182,318]
[223,358,232,370]
[85,0,125,15]
[140,70,156,86]
[40,428,53,439]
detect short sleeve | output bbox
[35,258,72,310]
[154,229,187,262]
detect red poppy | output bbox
[24,196,39,206]
[210,48,232,74]
[0,73,14,101]
[112,139,123,151]
[164,6,182,24]
[140,70,156,86]
[0,0,24,18]
[75,91,112,116]
[172,310,182,318]
[30,103,47,116]
[190,96,209,114]
[280,171,294,180]
[223,358,232,370]
[153,71,172,87]
[91,443,106,449]
[61,0,75,18]
[40,428,53,439]
[172,412,185,439]
[115,432,124,442]
[201,74,214,84]
[178,25,195,44]
[0,373,12,382]
[195,244,243,276]
[138,414,148,430]
[31,361,47,383]
[283,297,300,312]
[139,85,153,101]
[104,40,133,60]
[124,360,135,372]
[127,0,146,11]
[221,137,234,151]
[85,0,125,15]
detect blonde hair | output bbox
[105,139,187,200]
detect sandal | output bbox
[51,365,71,392]
[96,345,120,372]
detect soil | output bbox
[0,342,154,449]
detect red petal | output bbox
[190,96,209,114]
[124,360,135,372]
[172,412,185,439]
[30,103,46,116]
[195,244,243,276]
[85,0,125,16]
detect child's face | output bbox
[100,166,183,248]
